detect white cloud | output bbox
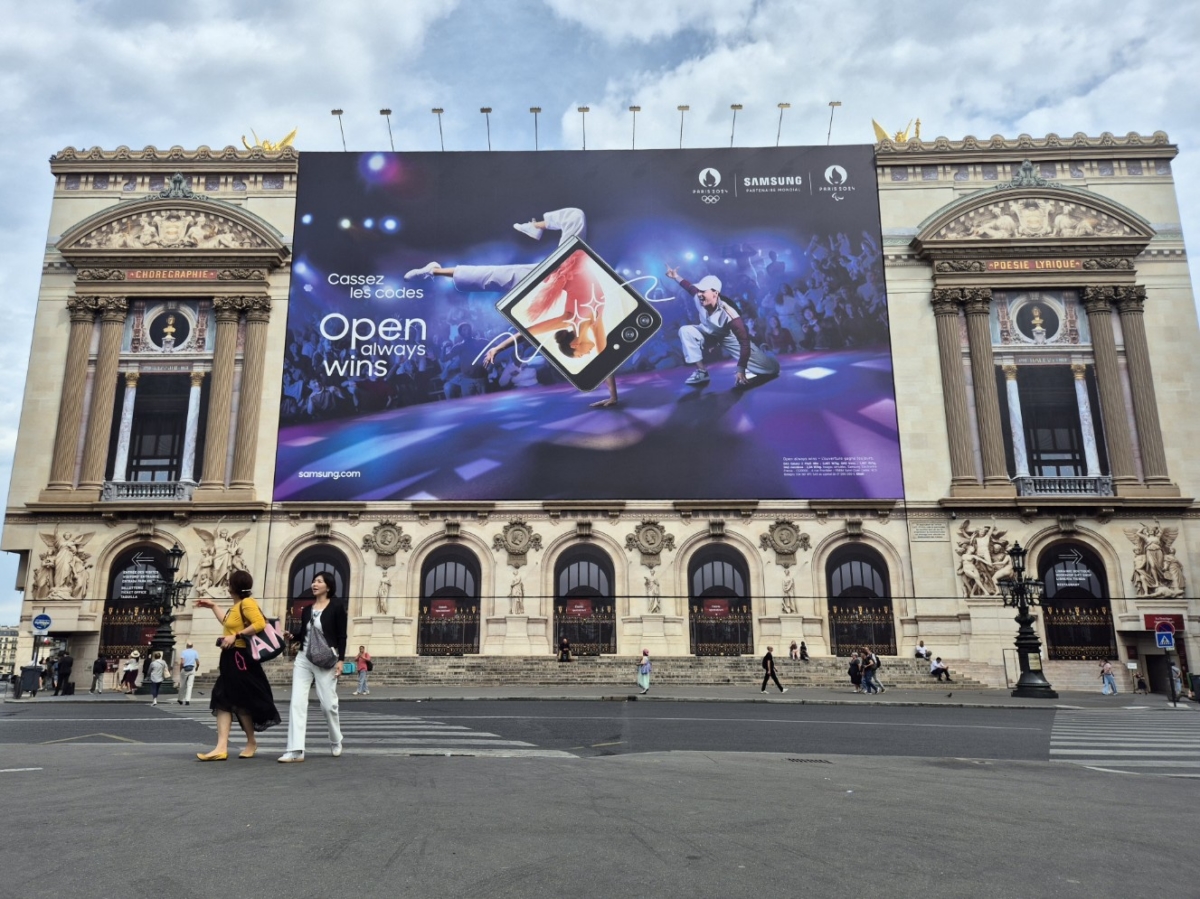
[543,0,758,42]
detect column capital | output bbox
[190,370,207,388]
[961,287,993,316]
[123,371,140,387]
[96,296,128,322]
[931,288,963,315]
[1115,285,1147,314]
[1002,364,1018,380]
[1081,285,1117,313]
[67,295,102,321]
[1070,362,1088,380]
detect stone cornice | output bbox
[50,145,299,174]
[875,131,1175,162]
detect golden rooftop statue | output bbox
[872,118,922,143]
[241,128,298,152]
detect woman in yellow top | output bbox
[194,570,281,760]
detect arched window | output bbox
[418,546,481,655]
[100,544,171,661]
[688,545,753,656]
[287,547,351,642]
[826,544,895,656]
[554,546,615,655]
[1037,541,1116,660]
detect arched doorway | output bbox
[287,547,351,654]
[101,545,171,660]
[553,546,616,656]
[417,546,481,655]
[688,546,754,656]
[826,545,896,656]
[1037,541,1117,660]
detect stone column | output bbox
[1116,286,1174,490]
[1002,364,1029,478]
[962,288,1013,491]
[931,290,978,491]
[179,370,206,483]
[1081,287,1138,487]
[110,372,140,482]
[195,298,241,494]
[230,297,272,490]
[1071,363,1101,477]
[78,298,129,491]
[46,297,100,491]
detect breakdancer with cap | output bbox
[666,267,780,388]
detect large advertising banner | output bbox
[275,147,903,501]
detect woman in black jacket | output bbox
[278,572,348,763]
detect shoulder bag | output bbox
[305,612,339,669]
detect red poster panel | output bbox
[702,599,730,617]
[1144,614,1184,631]
[566,599,593,617]
[430,599,457,619]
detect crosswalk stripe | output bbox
[1051,710,1200,777]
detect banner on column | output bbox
[274,147,903,501]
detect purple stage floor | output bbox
[274,348,904,501]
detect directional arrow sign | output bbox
[1157,632,1176,650]
[1059,548,1083,564]
[130,552,154,567]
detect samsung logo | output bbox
[742,175,803,187]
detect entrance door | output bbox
[553,547,616,656]
[1038,542,1117,660]
[826,545,896,656]
[417,548,481,655]
[101,546,170,660]
[688,547,754,656]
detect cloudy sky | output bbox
[1,0,1197,625]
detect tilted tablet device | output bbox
[494,237,662,392]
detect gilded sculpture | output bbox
[241,128,298,153]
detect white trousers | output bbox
[288,652,343,752]
[451,207,587,294]
[678,325,781,375]
[179,669,196,703]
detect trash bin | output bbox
[18,665,42,698]
[1190,673,1200,700]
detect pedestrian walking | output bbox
[194,570,281,761]
[146,651,169,705]
[90,656,107,694]
[354,645,372,695]
[121,651,141,694]
[53,651,74,696]
[760,646,787,694]
[1099,660,1118,696]
[849,652,863,692]
[860,646,884,694]
[637,649,652,694]
[1170,661,1183,699]
[176,642,199,705]
[278,572,347,763]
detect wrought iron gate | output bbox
[1043,600,1117,660]
[417,599,480,655]
[689,599,754,656]
[554,598,616,655]
[828,600,896,657]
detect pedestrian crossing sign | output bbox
[1156,632,1176,649]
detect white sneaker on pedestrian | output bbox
[277,751,305,763]
[363,690,369,695]
[331,743,343,758]
[404,261,441,280]
[151,699,157,706]
[781,688,788,693]
[513,220,542,240]
[760,689,767,693]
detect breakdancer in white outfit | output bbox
[666,267,780,388]
[406,208,619,407]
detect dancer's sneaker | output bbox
[513,221,542,240]
[404,261,440,280]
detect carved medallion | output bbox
[759,519,811,566]
[625,520,675,568]
[492,520,542,568]
[361,521,411,570]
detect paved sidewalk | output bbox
[5,682,1195,710]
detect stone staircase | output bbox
[196,655,993,690]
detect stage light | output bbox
[339,218,352,230]
[382,217,399,232]
[363,218,375,229]
[301,213,313,225]
[367,154,386,172]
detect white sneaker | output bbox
[513,220,542,240]
[404,261,441,280]
[760,689,767,693]
[685,370,710,386]
[331,743,343,758]
[781,688,788,693]
[277,751,305,763]
[151,700,157,706]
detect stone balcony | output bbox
[100,480,196,501]
[1014,475,1113,497]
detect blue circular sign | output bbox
[32,614,52,631]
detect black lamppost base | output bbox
[1012,682,1059,699]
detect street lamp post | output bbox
[380,109,395,152]
[480,107,492,151]
[431,108,445,152]
[629,105,641,150]
[677,105,689,149]
[997,541,1059,698]
[143,544,194,692]
[577,106,590,150]
[331,109,346,152]
[529,107,541,150]
[826,100,842,146]
[729,103,743,147]
[776,102,791,147]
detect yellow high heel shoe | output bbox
[196,750,228,762]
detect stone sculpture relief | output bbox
[780,566,797,614]
[625,521,675,569]
[644,572,662,615]
[955,520,1014,597]
[1125,523,1186,598]
[74,208,268,250]
[193,525,251,595]
[34,531,95,600]
[933,197,1135,241]
[509,568,525,615]
[362,521,412,570]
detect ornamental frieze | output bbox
[73,208,269,251]
[625,520,675,568]
[361,521,412,570]
[932,197,1136,241]
[77,269,126,281]
[492,520,542,568]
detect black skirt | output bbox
[210,647,281,732]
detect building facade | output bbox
[3,133,1195,691]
